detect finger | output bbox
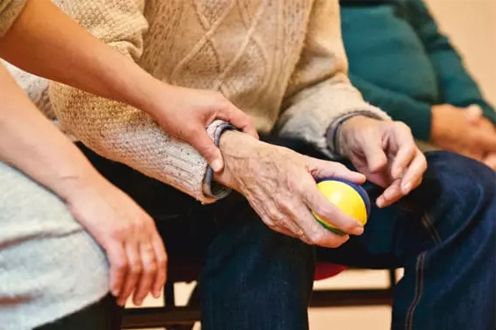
[483,158,496,171]
[151,233,167,298]
[294,174,365,236]
[255,200,302,239]
[308,158,366,184]
[105,242,128,297]
[302,184,365,236]
[132,242,157,306]
[376,179,402,208]
[276,200,323,245]
[470,130,496,152]
[292,200,350,248]
[390,129,417,179]
[464,105,483,124]
[400,151,427,194]
[217,105,259,139]
[117,241,142,306]
[188,129,224,172]
[271,206,309,241]
[360,136,388,173]
[456,147,483,161]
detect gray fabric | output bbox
[0,161,109,329]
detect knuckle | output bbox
[115,260,128,272]
[313,205,333,219]
[111,225,129,239]
[130,263,142,275]
[144,262,158,274]
[157,256,167,268]
[395,121,411,133]
[308,231,325,245]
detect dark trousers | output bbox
[41,139,496,330]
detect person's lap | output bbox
[78,140,495,330]
[0,161,110,329]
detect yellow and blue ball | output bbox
[312,179,371,235]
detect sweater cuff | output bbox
[0,0,27,37]
[326,110,390,157]
[202,120,234,200]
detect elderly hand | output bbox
[337,116,427,208]
[63,173,167,307]
[464,105,496,170]
[214,131,366,248]
[431,104,496,162]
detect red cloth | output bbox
[314,263,347,281]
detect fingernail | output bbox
[353,226,364,235]
[376,197,384,208]
[112,288,120,297]
[211,159,223,172]
[402,182,412,193]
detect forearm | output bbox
[0,0,164,117]
[0,64,102,201]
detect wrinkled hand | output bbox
[214,131,366,248]
[431,104,496,162]
[463,105,496,170]
[149,85,258,172]
[64,174,167,306]
[338,116,427,208]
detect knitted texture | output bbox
[0,0,26,37]
[34,0,387,202]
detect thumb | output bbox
[189,130,224,172]
[465,105,483,124]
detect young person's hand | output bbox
[61,173,167,307]
[147,85,258,172]
[0,0,258,174]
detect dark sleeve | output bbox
[349,73,432,141]
[405,0,495,123]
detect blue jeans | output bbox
[80,144,496,330]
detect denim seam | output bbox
[405,251,427,330]
[420,213,442,244]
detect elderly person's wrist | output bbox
[327,113,388,157]
[213,130,262,191]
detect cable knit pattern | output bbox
[0,0,26,37]
[16,0,388,203]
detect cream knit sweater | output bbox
[18,0,389,203]
[0,0,26,37]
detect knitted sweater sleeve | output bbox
[275,0,389,158]
[0,0,26,37]
[48,0,222,203]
